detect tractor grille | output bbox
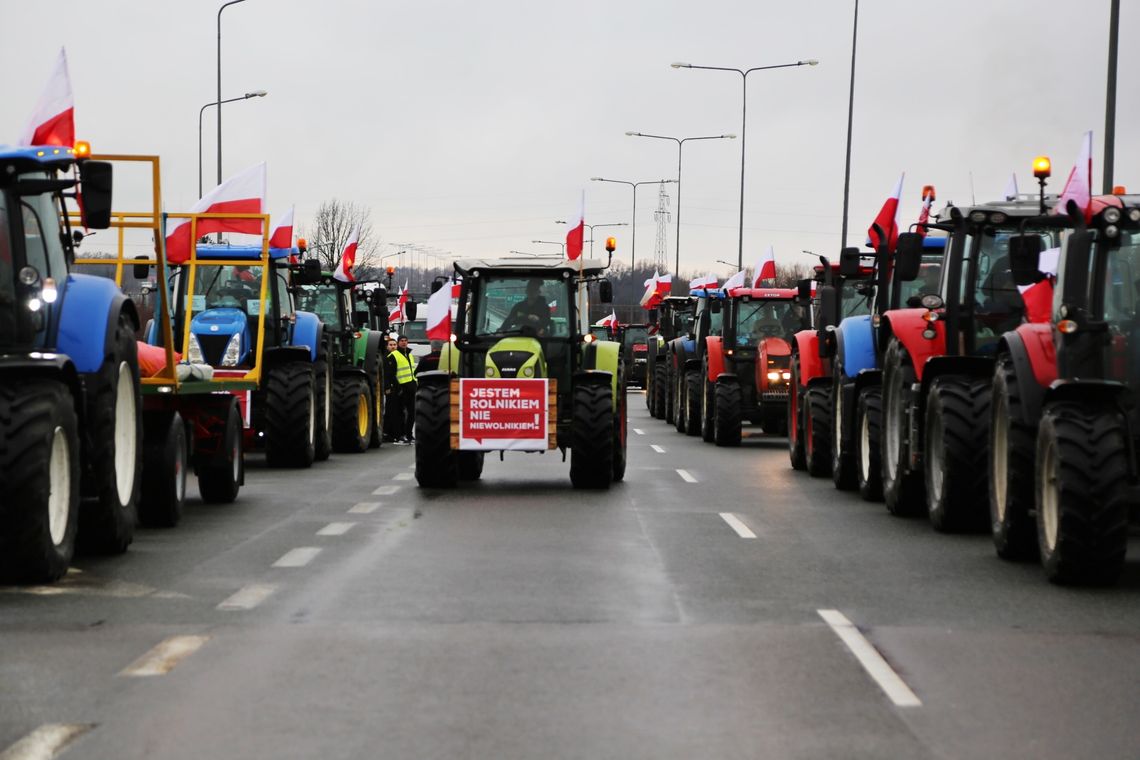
[196,333,231,366]
[489,350,536,378]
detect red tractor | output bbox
[692,287,800,446]
[988,194,1139,583]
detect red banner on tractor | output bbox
[459,378,549,451]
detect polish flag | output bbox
[451,275,463,298]
[388,280,409,321]
[868,173,904,252]
[333,224,360,283]
[915,185,935,238]
[19,48,74,147]
[595,311,619,328]
[566,192,585,260]
[1004,173,1019,201]
[1017,246,1061,324]
[689,273,718,289]
[751,245,777,287]
[640,271,672,309]
[1054,131,1094,222]
[722,270,747,291]
[426,279,452,341]
[269,206,294,249]
[165,163,267,264]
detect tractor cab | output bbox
[622,322,651,387]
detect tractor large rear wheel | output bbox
[197,401,243,504]
[313,359,332,462]
[788,360,806,470]
[855,386,883,501]
[714,381,742,447]
[804,386,831,477]
[332,375,373,454]
[673,370,686,432]
[570,382,614,490]
[0,382,80,583]
[700,371,716,443]
[457,451,484,481]
[683,370,702,436]
[925,376,991,532]
[989,354,1039,559]
[653,363,668,419]
[665,361,676,425]
[139,411,187,527]
[613,371,628,482]
[1036,402,1130,585]
[881,339,923,516]
[264,362,316,468]
[415,383,456,488]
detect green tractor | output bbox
[414,258,627,489]
[294,273,390,454]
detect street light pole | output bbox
[1104,0,1120,193]
[626,132,735,278]
[672,59,818,269]
[217,0,249,187]
[556,221,628,258]
[199,91,266,198]
[840,0,859,247]
[590,178,675,271]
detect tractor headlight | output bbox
[187,334,204,364]
[522,365,534,377]
[767,371,780,382]
[1128,209,1140,223]
[1105,224,1120,238]
[781,371,791,380]
[221,333,242,367]
[485,366,495,377]
[1103,207,1122,224]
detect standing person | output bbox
[383,336,405,443]
[396,336,417,442]
[415,340,443,376]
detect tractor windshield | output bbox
[1098,231,1140,384]
[839,278,874,319]
[296,284,342,329]
[191,264,265,316]
[402,320,428,342]
[734,299,797,346]
[623,326,649,347]
[899,254,944,306]
[471,275,570,339]
[0,191,15,341]
[966,228,1061,344]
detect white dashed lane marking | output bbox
[676,469,698,483]
[0,723,95,760]
[119,635,210,677]
[633,428,645,435]
[393,472,414,481]
[217,584,276,611]
[316,522,356,536]
[373,485,401,496]
[719,513,757,538]
[817,609,922,707]
[272,547,322,568]
[650,444,666,453]
[349,502,381,514]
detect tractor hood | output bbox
[486,336,546,379]
[190,307,250,366]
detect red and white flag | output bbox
[451,275,463,298]
[1017,246,1061,324]
[388,280,409,321]
[722,269,746,291]
[595,311,619,328]
[269,205,294,249]
[165,162,267,264]
[426,280,452,341]
[868,173,904,252]
[19,48,74,147]
[751,245,777,287]
[333,224,360,283]
[1054,131,1094,222]
[639,271,672,309]
[566,192,585,260]
[915,185,935,238]
[689,273,718,289]
[1004,173,1019,201]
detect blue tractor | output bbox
[0,145,142,582]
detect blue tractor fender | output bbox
[834,315,877,380]
[292,311,323,362]
[56,273,138,374]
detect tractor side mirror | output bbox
[818,285,839,330]
[78,160,113,229]
[430,280,443,294]
[709,298,721,315]
[894,232,925,282]
[1009,234,1045,287]
[797,278,811,302]
[133,255,150,280]
[1058,230,1092,311]
[648,307,659,323]
[838,247,862,278]
[598,280,613,303]
[295,259,322,284]
[405,301,418,321]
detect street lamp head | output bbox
[724,134,738,139]
[625,131,638,136]
[671,62,691,69]
[801,59,820,66]
[245,90,268,98]
[590,177,604,182]
[555,220,567,224]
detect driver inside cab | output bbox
[501,279,552,336]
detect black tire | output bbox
[0,381,81,583]
[139,412,187,527]
[613,372,628,482]
[652,363,668,420]
[415,383,457,488]
[665,359,676,425]
[881,339,924,516]
[570,382,614,489]
[332,375,372,454]
[313,359,332,462]
[714,381,742,446]
[788,360,806,470]
[457,451,484,481]
[830,366,857,491]
[924,376,991,532]
[264,361,316,468]
[855,386,883,501]
[369,365,384,449]
[700,371,716,443]
[673,369,686,433]
[683,369,702,436]
[804,386,831,477]
[78,312,141,555]
[989,354,1039,559]
[1035,402,1130,585]
[197,401,243,504]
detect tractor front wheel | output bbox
[264,362,316,468]
[457,451,484,481]
[989,354,1039,559]
[333,375,373,454]
[924,376,990,533]
[313,359,332,462]
[683,370,702,436]
[804,386,831,477]
[653,363,668,420]
[714,381,742,447]
[830,370,857,491]
[881,340,923,516]
[198,401,243,504]
[570,382,614,490]
[700,371,716,443]
[139,411,187,527]
[415,383,457,488]
[855,386,883,502]
[613,371,628,482]
[788,361,805,470]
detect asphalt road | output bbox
[3,392,1140,759]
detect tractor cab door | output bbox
[1094,230,1140,388]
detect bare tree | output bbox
[301,200,379,273]
[774,262,812,288]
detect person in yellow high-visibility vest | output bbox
[394,336,417,443]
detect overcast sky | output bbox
[2,0,1133,278]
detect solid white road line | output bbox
[217,584,276,611]
[650,444,666,453]
[372,485,400,496]
[719,513,757,538]
[633,428,645,435]
[817,609,922,707]
[349,502,381,514]
[316,522,356,537]
[393,472,414,481]
[119,635,210,677]
[0,723,95,760]
[272,547,322,568]
[676,469,698,483]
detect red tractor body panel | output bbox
[758,336,791,393]
[791,330,824,387]
[706,336,726,382]
[1016,322,1058,388]
[883,308,946,381]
